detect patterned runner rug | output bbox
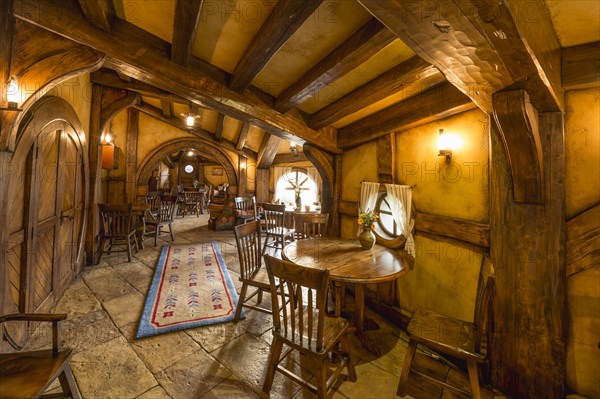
[136,241,244,339]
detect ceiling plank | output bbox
[309,56,443,130]
[91,69,190,104]
[160,100,172,118]
[171,0,203,66]
[275,18,396,113]
[214,113,224,142]
[14,0,338,153]
[134,102,258,161]
[338,82,476,149]
[78,0,114,32]
[257,133,282,169]
[229,0,323,93]
[562,42,600,91]
[236,122,250,150]
[358,0,563,113]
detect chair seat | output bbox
[265,226,295,236]
[407,308,485,362]
[241,267,272,289]
[0,349,73,399]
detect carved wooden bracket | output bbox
[99,89,139,134]
[492,90,544,204]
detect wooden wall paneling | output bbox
[376,134,394,184]
[125,108,138,202]
[566,203,600,277]
[562,42,600,90]
[255,168,269,205]
[490,109,566,398]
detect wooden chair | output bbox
[261,203,295,254]
[294,213,329,239]
[232,221,275,322]
[0,313,81,398]
[146,191,162,217]
[234,196,258,225]
[145,195,178,246]
[182,190,204,217]
[97,203,138,263]
[397,259,496,399]
[262,255,356,399]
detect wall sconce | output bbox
[100,132,118,169]
[1,77,23,111]
[437,129,461,163]
[289,141,298,157]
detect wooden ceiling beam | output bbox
[275,18,396,113]
[257,133,282,169]
[171,0,203,66]
[14,0,338,154]
[309,56,443,129]
[78,0,114,32]
[214,113,224,142]
[134,102,258,161]
[273,152,308,164]
[562,41,600,90]
[160,100,172,118]
[358,0,563,113]
[338,82,476,149]
[0,0,14,111]
[91,69,190,104]
[229,0,323,93]
[236,122,250,150]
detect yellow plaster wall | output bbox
[564,88,600,219]
[45,73,92,137]
[136,113,198,166]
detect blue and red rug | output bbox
[136,241,244,339]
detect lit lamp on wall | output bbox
[1,77,23,111]
[289,141,298,157]
[100,132,118,169]
[437,129,461,163]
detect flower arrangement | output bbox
[358,209,379,229]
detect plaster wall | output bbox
[564,87,600,398]
[44,73,92,137]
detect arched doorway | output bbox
[2,96,88,346]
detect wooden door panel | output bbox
[8,157,27,235]
[6,243,23,310]
[37,135,58,222]
[32,229,54,312]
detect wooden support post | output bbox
[490,107,566,398]
[256,168,269,205]
[331,154,342,238]
[238,156,247,196]
[125,108,138,202]
[85,85,103,264]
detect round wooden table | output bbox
[283,238,409,355]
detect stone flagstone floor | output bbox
[25,216,502,399]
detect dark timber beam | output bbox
[134,102,258,161]
[562,41,600,90]
[14,0,338,153]
[214,113,224,142]
[309,56,443,130]
[78,0,114,32]
[338,82,475,149]
[273,152,308,164]
[358,0,563,113]
[171,0,202,66]
[274,18,396,113]
[229,0,323,93]
[160,100,172,118]
[0,0,14,111]
[257,133,282,169]
[236,122,250,150]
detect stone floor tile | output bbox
[239,309,274,337]
[52,283,102,320]
[71,336,157,399]
[185,321,248,353]
[369,330,409,378]
[103,291,146,327]
[135,385,171,399]
[335,360,399,399]
[60,310,122,354]
[155,349,231,398]
[129,329,202,374]
[113,259,155,293]
[83,266,138,302]
[134,247,162,268]
[200,376,261,398]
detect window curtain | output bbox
[359,182,380,213]
[385,184,415,256]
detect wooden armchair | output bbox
[0,313,81,398]
[261,203,295,254]
[397,259,496,399]
[97,203,138,263]
[232,221,274,322]
[262,255,356,398]
[294,213,329,239]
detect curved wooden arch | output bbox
[303,144,334,213]
[137,138,239,192]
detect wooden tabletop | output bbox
[282,238,409,284]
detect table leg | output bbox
[354,284,381,356]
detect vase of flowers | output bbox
[357,210,378,250]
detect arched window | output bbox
[375,192,401,238]
[275,167,318,208]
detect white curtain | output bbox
[359,182,380,213]
[385,184,415,256]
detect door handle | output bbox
[60,214,74,222]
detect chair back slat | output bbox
[262,203,287,232]
[295,213,329,239]
[264,255,329,351]
[157,195,178,222]
[146,191,162,215]
[233,221,262,280]
[98,203,133,235]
